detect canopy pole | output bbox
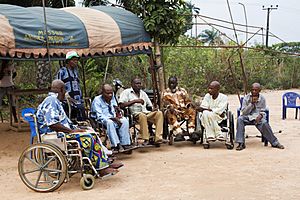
[42,0,52,82]
[103,57,110,83]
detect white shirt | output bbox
[119,87,152,115]
[200,93,228,116]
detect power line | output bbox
[186,13,287,44]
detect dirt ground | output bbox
[0,89,300,200]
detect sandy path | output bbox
[0,89,299,200]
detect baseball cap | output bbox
[66,51,80,60]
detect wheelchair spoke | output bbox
[43,168,62,173]
[24,154,42,168]
[35,170,43,188]
[23,168,41,175]
[41,155,57,169]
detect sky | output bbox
[190,0,300,45]
[76,0,300,46]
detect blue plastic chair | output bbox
[21,108,37,144]
[282,92,300,120]
[237,97,269,146]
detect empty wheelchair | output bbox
[18,112,115,192]
[198,109,235,149]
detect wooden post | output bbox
[154,41,165,107]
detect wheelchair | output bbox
[18,113,114,192]
[198,109,235,150]
[88,111,137,154]
[164,110,201,145]
[123,106,160,147]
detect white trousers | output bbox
[200,110,223,138]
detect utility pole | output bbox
[262,5,278,47]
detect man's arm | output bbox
[197,94,212,112]
[118,90,144,109]
[91,98,110,123]
[49,123,73,133]
[241,95,254,115]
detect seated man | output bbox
[119,77,163,146]
[235,83,284,151]
[36,79,122,176]
[162,76,196,141]
[197,81,228,141]
[91,84,133,152]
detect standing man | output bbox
[0,60,18,122]
[57,51,85,121]
[91,84,132,152]
[119,77,163,146]
[197,81,228,141]
[162,76,196,141]
[235,83,284,150]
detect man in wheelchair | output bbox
[235,83,284,151]
[91,84,133,152]
[119,77,164,146]
[197,81,229,143]
[162,76,198,142]
[36,80,123,177]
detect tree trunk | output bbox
[154,41,165,107]
[36,60,51,89]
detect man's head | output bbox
[251,82,261,96]
[131,77,142,93]
[168,76,178,92]
[51,79,66,101]
[101,84,114,103]
[208,81,220,97]
[65,51,79,69]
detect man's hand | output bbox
[167,105,176,113]
[255,114,263,124]
[111,117,122,127]
[251,95,259,104]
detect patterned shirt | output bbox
[91,95,118,123]
[36,92,75,134]
[241,93,267,121]
[119,87,152,115]
[162,87,191,109]
[56,66,82,102]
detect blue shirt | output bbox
[91,95,118,124]
[56,66,82,102]
[36,92,75,134]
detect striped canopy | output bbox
[0,4,152,59]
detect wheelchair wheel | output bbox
[229,111,235,141]
[18,143,67,192]
[226,143,234,150]
[228,111,235,149]
[80,174,95,190]
[168,132,174,145]
[203,143,210,149]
